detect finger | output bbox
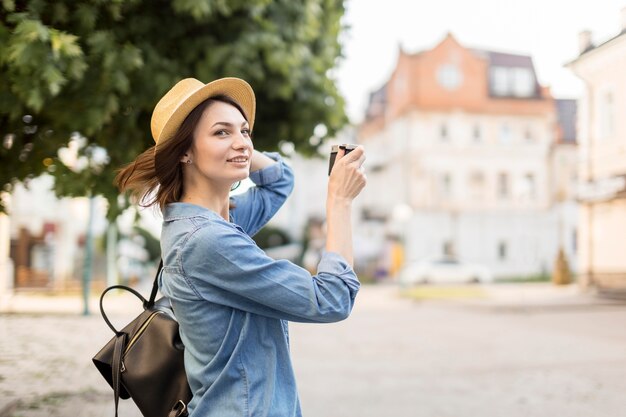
[349,152,366,168]
[341,146,364,162]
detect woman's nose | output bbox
[233,133,251,149]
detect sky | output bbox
[336,0,626,123]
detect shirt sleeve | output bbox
[230,152,294,237]
[180,222,360,323]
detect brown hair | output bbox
[115,95,249,210]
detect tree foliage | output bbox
[0,0,347,217]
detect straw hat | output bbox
[150,77,256,146]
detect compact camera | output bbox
[328,144,358,176]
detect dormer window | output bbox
[492,67,509,96]
[490,66,536,97]
[512,68,534,97]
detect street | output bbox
[1,284,625,417]
[292,286,626,417]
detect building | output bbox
[2,175,109,290]
[357,34,578,280]
[0,174,153,293]
[567,8,626,295]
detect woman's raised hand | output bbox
[327,146,367,203]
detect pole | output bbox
[82,195,96,316]
[106,222,118,287]
[0,212,13,304]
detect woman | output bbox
[116,77,366,417]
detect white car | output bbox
[400,257,493,285]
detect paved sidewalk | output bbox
[0,289,148,417]
[1,283,624,417]
[0,282,618,316]
[447,282,623,311]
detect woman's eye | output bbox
[215,130,229,137]
[241,129,251,137]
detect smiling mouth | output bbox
[227,156,249,163]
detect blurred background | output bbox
[2,1,626,416]
[2,0,625,298]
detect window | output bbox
[443,241,455,257]
[492,66,508,96]
[473,124,482,142]
[470,171,485,185]
[437,64,463,91]
[469,171,485,200]
[440,122,449,142]
[512,68,534,97]
[601,91,614,139]
[498,241,507,260]
[523,173,536,199]
[499,123,512,143]
[490,66,536,97]
[524,125,533,141]
[441,173,452,198]
[498,173,509,199]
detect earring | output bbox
[186,160,192,164]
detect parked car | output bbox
[399,256,493,285]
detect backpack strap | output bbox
[146,259,164,308]
[111,332,127,417]
[99,261,163,334]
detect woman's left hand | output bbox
[249,150,277,172]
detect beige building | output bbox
[358,34,578,279]
[567,8,626,295]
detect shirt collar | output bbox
[163,202,229,222]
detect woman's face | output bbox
[184,100,253,188]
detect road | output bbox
[292,286,626,417]
[1,284,625,417]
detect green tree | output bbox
[0,0,347,216]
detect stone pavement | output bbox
[0,290,147,417]
[1,283,625,417]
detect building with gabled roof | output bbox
[567,7,626,296]
[357,33,578,280]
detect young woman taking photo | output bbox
[116,77,367,417]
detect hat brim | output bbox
[157,77,256,146]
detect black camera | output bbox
[328,144,358,176]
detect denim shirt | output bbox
[158,153,360,417]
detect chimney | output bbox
[578,30,592,53]
[621,6,626,32]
